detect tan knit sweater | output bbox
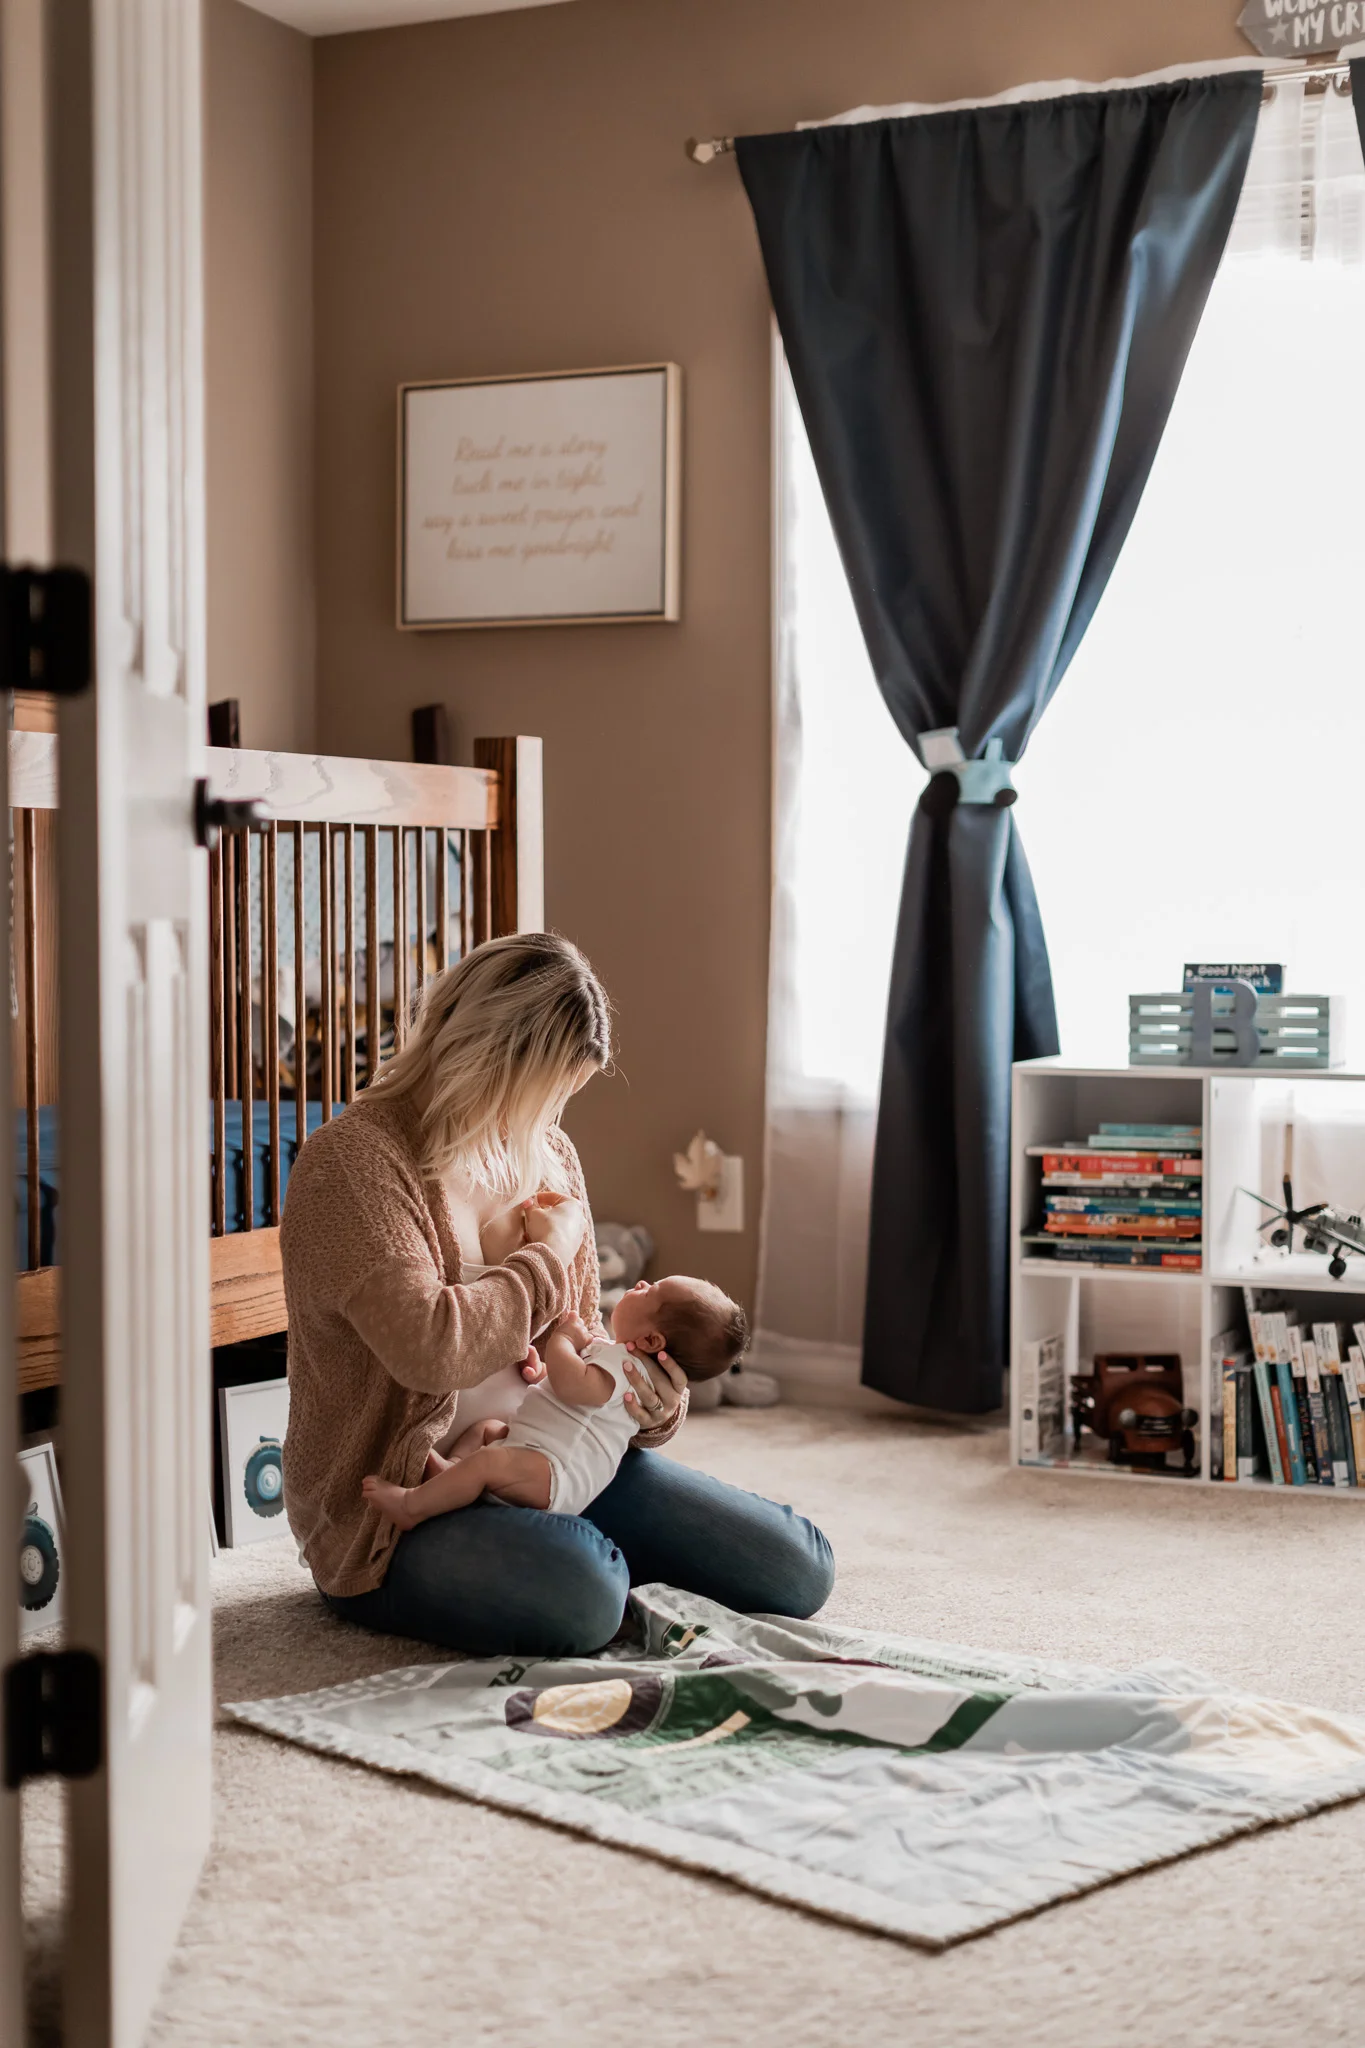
[279,1089,685,1596]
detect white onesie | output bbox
[498,1339,641,1516]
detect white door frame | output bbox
[1,1,59,2038]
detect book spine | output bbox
[1041,1153,1203,1177]
[1095,1123,1202,1138]
[1268,1380,1293,1482]
[1274,1361,1307,1483]
[1326,1374,1354,1487]
[1041,1244,1201,1269]
[1042,1218,1201,1238]
[1019,1340,1052,1460]
[1019,1339,1040,1459]
[1044,1195,1203,1215]
[1236,1364,1256,1480]
[1223,1362,1239,1480]
[1081,1140,1202,1153]
[1041,1173,1203,1189]
[1303,1341,1337,1486]
[1251,1360,1286,1484]
[1343,1352,1365,1486]
[1287,1332,1319,1483]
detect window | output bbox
[778,77,1365,1089]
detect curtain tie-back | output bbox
[918,730,1017,816]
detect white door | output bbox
[51,2,214,2042]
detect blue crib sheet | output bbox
[14,1100,337,1269]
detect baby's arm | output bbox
[541,1316,614,1410]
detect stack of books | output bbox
[1022,1123,1203,1270]
[1216,1290,1365,1486]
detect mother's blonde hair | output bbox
[371,932,611,1198]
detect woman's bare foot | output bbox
[362,1473,419,1531]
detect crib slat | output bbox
[472,829,491,946]
[237,828,254,1232]
[20,811,40,1268]
[210,834,226,1235]
[343,822,356,1103]
[364,823,379,1082]
[435,826,449,972]
[265,821,281,1226]
[415,826,427,1006]
[319,823,334,1123]
[460,829,472,958]
[224,835,239,1098]
[393,826,408,1049]
[293,821,306,1154]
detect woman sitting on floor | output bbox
[279,930,834,1655]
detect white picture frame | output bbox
[398,362,682,629]
[219,1378,290,1549]
[17,1441,64,1642]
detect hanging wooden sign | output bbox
[1238,0,1363,56]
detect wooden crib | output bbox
[10,728,544,1392]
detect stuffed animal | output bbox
[595,1222,654,1314]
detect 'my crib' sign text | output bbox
[1239,0,1364,52]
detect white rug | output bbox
[225,1581,1365,1949]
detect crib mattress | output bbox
[14,1100,337,1270]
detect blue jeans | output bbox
[322,1449,835,1657]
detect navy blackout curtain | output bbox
[737,74,1262,1412]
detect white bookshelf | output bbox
[1010,1059,1365,1497]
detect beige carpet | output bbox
[24,1404,1365,2045]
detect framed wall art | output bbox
[399,362,681,630]
[218,1376,290,1549]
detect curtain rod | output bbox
[684,59,1355,164]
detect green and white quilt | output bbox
[226,1586,1365,1946]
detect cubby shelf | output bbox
[1010,1059,1365,1497]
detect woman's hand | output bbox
[523,1193,587,1265]
[623,1349,687,1432]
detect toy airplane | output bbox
[1241,1183,1365,1280]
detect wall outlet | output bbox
[697,1154,744,1233]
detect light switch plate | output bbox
[698,1155,744,1233]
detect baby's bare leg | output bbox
[362,1445,551,1530]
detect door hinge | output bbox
[3,1649,103,1788]
[0,563,93,696]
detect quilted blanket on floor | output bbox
[225,1585,1365,1946]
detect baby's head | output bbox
[610,1276,747,1383]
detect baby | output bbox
[362,1274,747,1525]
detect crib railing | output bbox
[8,729,544,1385]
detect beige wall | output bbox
[206,0,316,751]
[312,0,1250,1312]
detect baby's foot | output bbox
[448,1418,509,1462]
[423,1448,454,1481]
[362,1474,418,1531]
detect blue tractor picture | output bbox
[243,1437,285,1518]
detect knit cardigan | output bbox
[279,1088,686,1596]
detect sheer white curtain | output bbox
[756,75,1365,1370]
